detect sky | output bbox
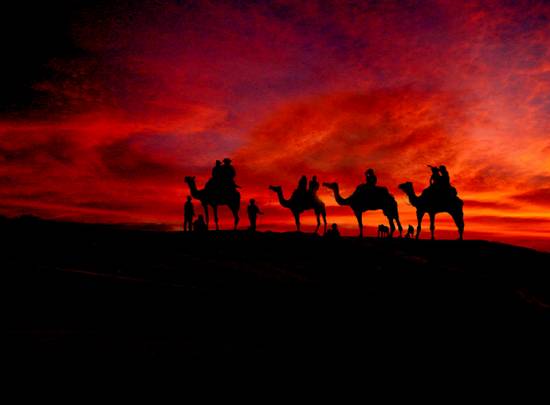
[1,0,550,250]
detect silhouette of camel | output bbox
[377,224,389,238]
[268,185,327,234]
[185,176,240,230]
[323,182,403,238]
[398,182,464,240]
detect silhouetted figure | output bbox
[247,199,263,231]
[427,164,457,201]
[377,224,389,238]
[428,165,441,187]
[324,223,340,239]
[298,175,308,194]
[193,214,207,232]
[308,175,320,194]
[404,224,414,239]
[220,158,239,189]
[439,165,450,187]
[212,160,222,180]
[269,179,327,234]
[323,171,403,238]
[365,168,377,187]
[399,166,464,240]
[184,196,195,232]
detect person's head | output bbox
[187,196,192,202]
[312,175,317,180]
[331,223,338,230]
[250,198,255,205]
[439,165,447,173]
[365,168,374,176]
[223,158,232,165]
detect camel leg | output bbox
[429,213,436,240]
[416,211,424,240]
[213,205,219,231]
[451,210,464,240]
[395,216,403,238]
[231,207,239,230]
[203,204,209,230]
[388,217,395,238]
[322,209,327,234]
[231,204,240,230]
[314,212,321,234]
[355,210,363,238]
[293,211,301,232]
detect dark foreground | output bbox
[4,216,550,368]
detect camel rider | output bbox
[220,158,240,189]
[206,159,223,189]
[212,160,222,179]
[439,165,457,197]
[428,165,441,187]
[439,165,450,187]
[298,175,308,193]
[308,175,320,194]
[365,168,377,187]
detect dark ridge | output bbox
[4,217,550,368]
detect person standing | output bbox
[247,199,263,231]
[184,195,195,232]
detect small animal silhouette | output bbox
[404,224,414,239]
[377,224,389,238]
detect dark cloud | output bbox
[0,135,75,165]
[512,188,550,206]
[98,135,182,183]
[462,199,517,210]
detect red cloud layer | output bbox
[1,0,550,250]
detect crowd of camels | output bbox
[184,167,465,240]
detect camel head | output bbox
[184,176,196,185]
[398,181,413,193]
[268,185,282,193]
[322,182,338,191]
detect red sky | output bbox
[1,0,550,250]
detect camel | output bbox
[398,182,464,240]
[377,224,389,238]
[184,176,240,230]
[268,185,327,234]
[323,182,403,238]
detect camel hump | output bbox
[421,184,460,206]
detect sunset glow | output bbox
[2,1,550,250]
